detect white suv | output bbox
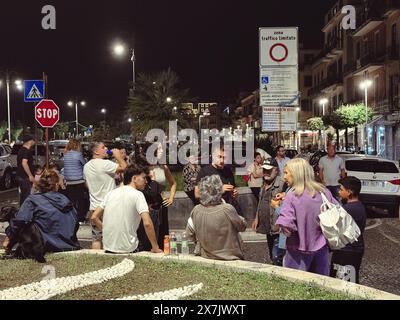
[344,156,400,218]
[0,143,13,190]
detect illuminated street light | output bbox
[68,100,86,137]
[166,97,172,103]
[360,79,373,154]
[112,41,135,93]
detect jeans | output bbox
[16,176,32,206]
[271,235,286,266]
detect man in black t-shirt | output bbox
[16,135,36,205]
[195,147,238,206]
[330,176,366,284]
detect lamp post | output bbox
[68,100,86,137]
[319,98,328,149]
[0,73,23,143]
[101,108,107,132]
[360,79,373,155]
[113,43,135,94]
[295,107,301,149]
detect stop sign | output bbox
[35,99,60,128]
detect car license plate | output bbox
[362,180,385,188]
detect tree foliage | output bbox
[126,68,192,136]
[335,104,373,128]
[307,117,325,131]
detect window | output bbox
[345,160,399,173]
[392,24,398,51]
[304,76,312,87]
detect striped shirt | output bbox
[63,150,85,182]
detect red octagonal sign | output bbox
[35,99,60,128]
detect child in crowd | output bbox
[330,176,366,284]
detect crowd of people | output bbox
[2,137,366,284]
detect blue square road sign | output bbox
[24,80,45,102]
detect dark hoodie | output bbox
[7,192,80,252]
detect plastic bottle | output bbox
[163,235,170,255]
[170,232,178,255]
[181,232,189,255]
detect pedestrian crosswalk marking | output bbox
[27,84,43,99]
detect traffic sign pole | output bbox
[43,72,49,169]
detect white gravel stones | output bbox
[0,258,135,300]
[114,283,204,300]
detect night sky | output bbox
[0,0,337,127]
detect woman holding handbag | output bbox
[276,158,338,276]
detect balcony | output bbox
[353,0,400,37]
[312,39,343,67]
[309,75,343,96]
[374,99,391,115]
[344,50,385,76]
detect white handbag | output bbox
[319,192,361,250]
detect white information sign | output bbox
[259,27,298,66]
[260,66,299,106]
[262,107,298,132]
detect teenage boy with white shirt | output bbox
[84,142,127,249]
[91,164,162,254]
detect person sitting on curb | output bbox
[186,174,246,261]
[91,164,162,254]
[3,170,80,262]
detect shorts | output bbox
[90,210,103,241]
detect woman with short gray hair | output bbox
[186,175,246,260]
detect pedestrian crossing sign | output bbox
[24,80,45,102]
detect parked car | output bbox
[0,143,13,190]
[344,156,400,218]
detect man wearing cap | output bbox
[16,135,36,205]
[251,158,286,264]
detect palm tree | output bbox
[126,68,192,138]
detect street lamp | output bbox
[319,98,328,116]
[113,42,135,93]
[319,98,328,150]
[68,100,86,137]
[166,97,172,103]
[360,79,373,155]
[101,108,107,132]
[0,72,23,142]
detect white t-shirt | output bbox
[247,163,263,188]
[84,159,119,210]
[100,186,149,253]
[319,155,345,186]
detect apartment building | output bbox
[344,0,400,158]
